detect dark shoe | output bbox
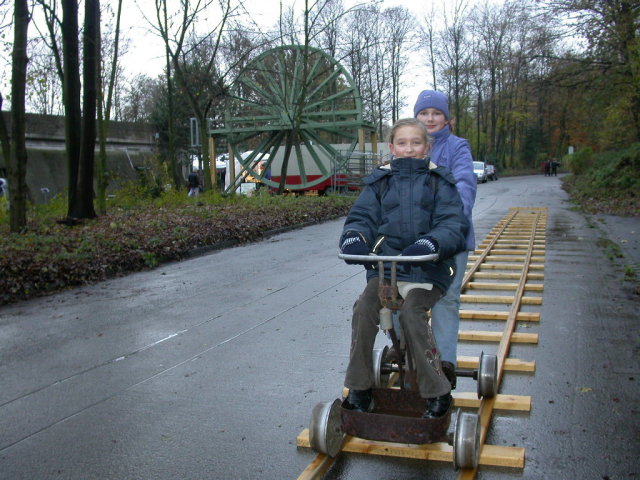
[441,361,457,390]
[384,346,400,363]
[422,393,452,419]
[347,389,374,413]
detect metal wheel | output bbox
[452,409,481,470]
[373,346,390,387]
[213,45,364,193]
[309,399,344,457]
[477,352,498,398]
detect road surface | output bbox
[0,174,638,479]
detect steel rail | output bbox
[296,208,547,479]
[457,208,546,479]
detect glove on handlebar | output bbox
[400,237,439,272]
[340,232,374,267]
[402,237,439,256]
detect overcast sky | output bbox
[0,0,480,116]
[122,0,435,118]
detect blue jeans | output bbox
[430,250,469,366]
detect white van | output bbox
[473,161,487,183]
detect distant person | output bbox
[551,160,558,176]
[0,177,8,209]
[413,89,477,390]
[339,118,469,418]
[187,171,200,197]
[255,161,271,191]
[544,160,551,176]
[259,161,271,181]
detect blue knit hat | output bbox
[413,90,449,119]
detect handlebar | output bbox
[338,253,439,262]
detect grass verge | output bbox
[562,143,639,295]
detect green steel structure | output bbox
[210,45,375,193]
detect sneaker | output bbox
[347,389,374,413]
[422,393,452,419]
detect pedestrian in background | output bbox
[0,177,8,210]
[187,171,200,197]
[413,89,477,389]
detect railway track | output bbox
[296,207,547,479]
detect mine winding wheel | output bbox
[211,44,369,192]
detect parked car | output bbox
[485,164,498,181]
[473,161,487,183]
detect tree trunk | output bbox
[0,99,10,173]
[61,0,82,218]
[198,118,212,190]
[97,0,123,214]
[165,47,181,191]
[8,0,30,232]
[69,0,99,219]
[96,73,107,214]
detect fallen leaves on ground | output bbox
[0,196,354,305]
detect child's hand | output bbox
[402,237,439,256]
[400,237,439,272]
[341,232,372,265]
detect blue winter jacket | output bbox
[340,158,469,292]
[429,125,477,250]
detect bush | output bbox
[562,143,640,215]
[564,147,595,175]
[586,143,640,191]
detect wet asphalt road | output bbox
[0,175,638,480]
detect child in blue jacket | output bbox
[339,118,469,418]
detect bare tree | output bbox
[119,73,163,122]
[0,95,8,171]
[25,38,64,114]
[419,5,439,91]
[96,0,124,214]
[151,0,244,190]
[309,0,344,58]
[438,0,472,129]
[470,1,510,156]
[342,4,393,134]
[278,4,299,45]
[6,0,30,231]
[382,6,414,123]
[0,1,12,177]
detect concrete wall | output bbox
[1,112,157,148]
[0,112,158,202]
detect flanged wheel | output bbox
[215,45,364,193]
[309,399,344,457]
[373,346,390,387]
[477,351,498,398]
[452,409,481,470]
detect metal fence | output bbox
[330,150,386,194]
